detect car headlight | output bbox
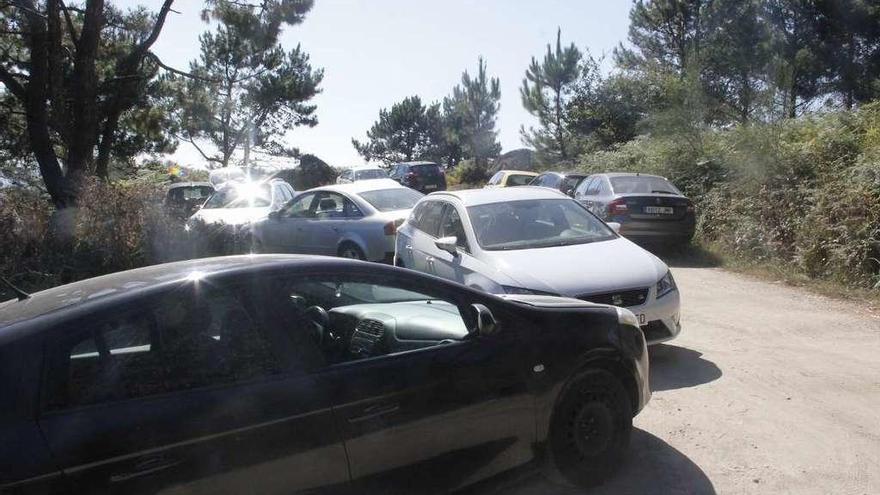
[501,286,559,296]
[656,270,677,298]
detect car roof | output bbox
[347,165,384,170]
[600,172,667,179]
[309,179,406,195]
[394,161,439,166]
[427,186,567,207]
[0,255,326,334]
[167,181,213,190]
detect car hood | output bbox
[485,236,667,296]
[189,206,270,226]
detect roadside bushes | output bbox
[0,178,196,297]
[576,101,880,289]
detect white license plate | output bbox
[424,184,438,190]
[644,206,673,215]
[637,314,647,325]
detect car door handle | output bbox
[348,402,400,423]
[110,455,182,483]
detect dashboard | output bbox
[328,300,469,359]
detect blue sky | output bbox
[120,0,632,167]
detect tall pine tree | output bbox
[520,29,582,164]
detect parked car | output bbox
[528,171,588,197]
[388,161,446,193]
[186,179,296,252]
[249,179,421,263]
[484,169,539,188]
[0,254,649,493]
[573,173,696,245]
[396,187,681,344]
[336,166,389,184]
[164,181,214,220]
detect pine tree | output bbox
[444,57,502,169]
[520,29,582,164]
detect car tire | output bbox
[338,243,366,261]
[545,369,632,487]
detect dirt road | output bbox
[503,267,880,494]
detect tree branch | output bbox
[146,51,217,82]
[58,0,79,47]
[0,64,25,99]
[184,135,222,164]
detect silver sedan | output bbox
[250,179,423,262]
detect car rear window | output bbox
[355,169,388,180]
[358,188,424,212]
[507,174,534,186]
[610,176,681,195]
[411,164,441,175]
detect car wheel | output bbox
[338,243,366,261]
[546,370,632,487]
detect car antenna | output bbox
[1,276,30,301]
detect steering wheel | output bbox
[303,305,335,346]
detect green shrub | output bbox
[576,101,880,289]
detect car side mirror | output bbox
[469,304,499,336]
[607,222,621,233]
[435,236,459,256]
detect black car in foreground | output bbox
[0,255,649,494]
[389,161,447,193]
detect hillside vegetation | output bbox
[579,102,880,289]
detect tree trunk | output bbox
[22,1,68,207]
[65,0,105,178]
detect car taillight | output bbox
[608,199,628,215]
[384,218,404,235]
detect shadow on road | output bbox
[633,242,723,269]
[649,344,722,392]
[470,429,716,495]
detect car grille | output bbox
[578,288,649,307]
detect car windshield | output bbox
[355,169,388,180]
[358,188,424,212]
[468,199,616,251]
[205,183,272,209]
[610,176,681,195]
[507,174,535,186]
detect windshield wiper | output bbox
[651,190,676,195]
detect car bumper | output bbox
[622,289,681,345]
[617,219,695,241]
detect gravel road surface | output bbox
[497,266,880,495]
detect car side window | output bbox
[283,192,317,218]
[45,286,286,410]
[314,192,348,219]
[488,172,502,185]
[344,197,363,218]
[575,177,594,197]
[413,200,444,237]
[271,275,473,366]
[439,204,469,252]
[531,174,545,186]
[340,170,351,181]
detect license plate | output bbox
[637,314,646,325]
[424,184,438,190]
[644,206,673,215]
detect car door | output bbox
[407,199,446,274]
[278,271,535,493]
[430,203,476,285]
[37,282,348,495]
[259,191,318,253]
[308,191,363,256]
[575,177,598,210]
